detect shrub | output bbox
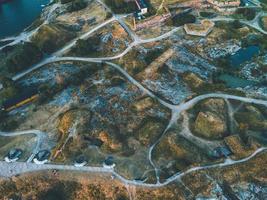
[235,8,256,20]
[104,0,137,14]
[172,14,196,27]
[67,0,87,12]
[4,42,43,73]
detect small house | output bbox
[33,150,50,164]
[4,148,23,162]
[103,156,116,169]
[74,155,87,167]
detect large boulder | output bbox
[194,111,227,139]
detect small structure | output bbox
[33,150,50,165]
[103,156,116,169]
[184,19,215,37]
[74,155,87,167]
[207,0,241,13]
[212,146,232,158]
[135,0,148,15]
[4,149,23,163]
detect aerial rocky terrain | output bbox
[0,0,267,199]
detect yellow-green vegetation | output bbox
[31,24,76,53]
[153,130,211,180]
[260,16,267,31]
[224,135,259,159]
[192,98,228,140]
[135,117,166,146]
[182,72,204,91]
[235,105,267,132]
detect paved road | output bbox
[0,147,266,188]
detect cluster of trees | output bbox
[67,0,87,12]
[71,37,101,56]
[3,42,43,73]
[172,13,196,27]
[104,0,137,14]
[235,8,256,20]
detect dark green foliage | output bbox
[60,0,73,4]
[216,56,231,69]
[71,37,101,56]
[67,0,87,12]
[3,42,43,73]
[144,48,165,65]
[104,0,137,14]
[0,109,7,121]
[0,76,18,105]
[199,11,216,18]
[0,76,16,88]
[235,8,256,20]
[172,14,196,27]
[231,20,243,29]
[242,34,267,50]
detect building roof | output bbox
[75,155,86,164]
[135,0,147,9]
[213,146,232,157]
[7,148,22,160]
[104,156,114,166]
[35,150,50,161]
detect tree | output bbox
[0,76,16,88]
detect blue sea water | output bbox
[0,0,50,39]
